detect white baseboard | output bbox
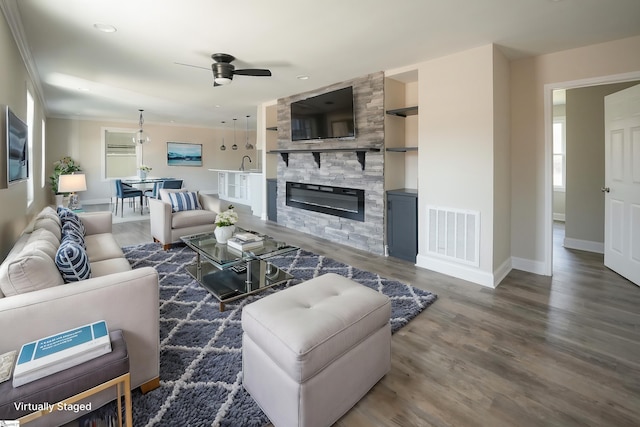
[416,253,496,288]
[563,237,604,254]
[511,257,548,275]
[493,258,512,287]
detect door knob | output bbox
[601,187,610,193]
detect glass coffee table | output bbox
[181,228,299,311]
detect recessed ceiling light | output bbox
[93,23,117,33]
[296,75,310,80]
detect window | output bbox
[103,129,138,179]
[41,119,46,188]
[27,90,34,206]
[553,117,566,191]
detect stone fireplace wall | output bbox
[275,72,385,254]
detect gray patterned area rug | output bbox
[82,242,437,427]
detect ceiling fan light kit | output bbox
[210,53,271,87]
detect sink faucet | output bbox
[240,155,252,171]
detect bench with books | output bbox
[0,323,132,427]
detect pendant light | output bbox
[133,109,150,145]
[219,121,227,151]
[231,118,238,150]
[245,115,254,150]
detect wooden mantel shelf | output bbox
[267,148,381,170]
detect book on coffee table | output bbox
[227,237,264,252]
[234,232,264,242]
[13,320,112,387]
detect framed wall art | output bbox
[167,142,202,166]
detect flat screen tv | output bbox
[290,86,355,142]
[1,106,29,186]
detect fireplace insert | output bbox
[286,182,365,222]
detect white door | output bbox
[604,83,640,286]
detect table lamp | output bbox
[58,173,87,210]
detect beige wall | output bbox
[492,45,511,274]
[46,118,258,204]
[417,44,497,284]
[0,11,47,260]
[565,81,638,246]
[510,35,640,271]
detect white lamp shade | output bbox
[58,173,87,193]
[214,77,232,85]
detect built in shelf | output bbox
[267,147,381,170]
[386,147,418,152]
[266,126,278,131]
[385,106,418,117]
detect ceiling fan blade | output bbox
[234,69,272,77]
[174,62,210,71]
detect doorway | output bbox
[545,72,640,276]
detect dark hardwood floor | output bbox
[107,205,640,427]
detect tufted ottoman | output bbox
[242,273,391,427]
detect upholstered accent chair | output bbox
[149,188,221,250]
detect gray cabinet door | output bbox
[267,179,277,222]
[387,191,417,262]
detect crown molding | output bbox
[0,0,48,115]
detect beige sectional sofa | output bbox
[0,207,159,426]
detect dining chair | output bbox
[114,179,144,217]
[143,181,163,203]
[159,179,183,190]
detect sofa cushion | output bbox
[55,239,91,282]
[37,206,62,228]
[91,258,132,277]
[168,191,201,212]
[84,233,125,262]
[33,216,62,241]
[21,239,58,261]
[0,249,64,297]
[171,209,217,229]
[27,227,60,247]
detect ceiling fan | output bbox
[176,53,272,86]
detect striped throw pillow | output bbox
[62,222,85,248]
[57,207,85,235]
[55,239,91,282]
[168,191,201,212]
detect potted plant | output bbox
[138,165,152,179]
[213,205,238,244]
[49,157,82,205]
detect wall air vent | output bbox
[427,206,480,267]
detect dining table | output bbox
[120,177,175,213]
